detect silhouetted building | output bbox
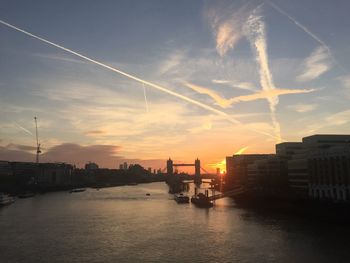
[308,145,350,202]
[194,158,201,184]
[226,154,273,189]
[287,135,350,199]
[85,162,99,170]
[247,156,288,195]
[36,163,73,187]
[0,161,12,176]
[167,158,173,175]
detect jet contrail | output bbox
[267,0,346,73]
[245,10,282,142]
[0,19,278,140]
[142,83,149,113]
[14,122,33,136]
[234,146,248,155]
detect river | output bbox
[1,182,349,263]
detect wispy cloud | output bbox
[142,83,149,113]
[212,79,257,91]
[185,82,315,109]
[157,50,185,76]
[235,146,248,155]
[0,19,279,140]
[243,8,282,141]
[13,122,33,136]
[338,74,350,89]
[287,103,318,113]
[297,46,331,82]
[301,109,350,134]
[184,82,232,108]
[32,52,86,64]
[267,0,346,73]
[205,1,252,56]
[187,121,212,134]
[84,130,107,136]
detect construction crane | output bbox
[34,116,41,163]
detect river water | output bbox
[1,182,349,263]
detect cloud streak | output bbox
[297,46,331,82]
[14,122,33,136]
[268,0,346,74]
[212,79,257,91]
[0,19,279,140]
[287,103,318,113]
[235,146,248,155]
[185,82,315,108]
[142,83,149,113]
[205,2,252,56]
[244,9,282,142]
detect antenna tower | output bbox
[34,117,41,163]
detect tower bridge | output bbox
[167,158,201,184]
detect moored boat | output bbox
[0,193,15,206]
[18,192,35,198]
[191,193,213,208]
[174,193,189,203]
[69,188,86,193]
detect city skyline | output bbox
[1,0,350,171]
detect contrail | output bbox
[234,146,248,155]
[142,83,149,113]
[244,9,282,142]
[0,19,278,140]
[267,0,346,73]
[14,122,33,136]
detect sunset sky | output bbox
[1,0,350,172]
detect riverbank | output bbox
[232,194,350,224]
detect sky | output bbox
[1,0,350,172]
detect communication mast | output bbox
[34,116,41,163]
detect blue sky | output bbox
[1,0,350,170]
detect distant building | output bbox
[123,162,128,170]
[85,162,99,170]
[0,161,12,176]
[8,161,73,187]
[225,154,273,189]
[226,134,350,202]
[36,163,73,187]
[247,156,288,195]
[276,142,304,158]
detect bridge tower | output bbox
[166,158,173,175]
[194,158,201,184]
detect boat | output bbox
[191,193,213,208]
[146,193,151,196]
[174,193,189,203]
[69,188,86,193]
[0,193,15,206]
[18,192,35,198]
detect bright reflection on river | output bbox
[1,182,349,263]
